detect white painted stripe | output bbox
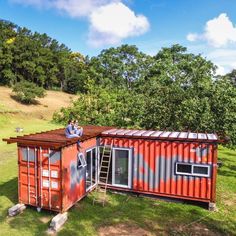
[107,129,121,135]
[198,133,207,139]
[188,133,198,139]
[150,131,163,137]
[169,132,180,138]
[102,129,118,134]
[141,131,156,136]
[160,132,171,137]
[115,130,131,135]
[124,130,140,136]
[133,130,147,136]
[178,132,188,138]
[207,134,218,140]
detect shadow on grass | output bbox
[8,207,52,235]
[0,178,18,223]
[0,190,235,235]
[57,193,235,236]
[0,177,18,203]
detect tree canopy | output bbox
[0,19,86,93]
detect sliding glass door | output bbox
[86,147,97,191]
[112,148,132,188]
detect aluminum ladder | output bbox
[93,141,113,206]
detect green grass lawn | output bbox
[0,114,236,235]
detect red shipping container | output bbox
[4,126,222,212]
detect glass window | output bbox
[193,166,209,175]
[22,148,35,162]
[176,162,210,177]
[176,164,192,174]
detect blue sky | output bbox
[0,0,236,74]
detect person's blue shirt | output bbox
[65,124,73,137]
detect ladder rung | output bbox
[102,161,109,163]
[100,171,108,174]
[99,177,107,179]
[101,166,108,168]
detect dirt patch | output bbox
[39,216,51,224]
[98,223,154,236]
[172,223,222,236]
[224,196,236,207]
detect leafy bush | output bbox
[12,81,46,104]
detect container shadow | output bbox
[0,177,18,203]
[0,177,18,223]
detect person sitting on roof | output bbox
[65,119,79,138]
[74,120,83,137]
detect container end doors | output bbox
[112,148,132,188]
[18,147,61,211]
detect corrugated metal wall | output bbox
[100,137,217,202]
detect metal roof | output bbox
[101,128,219,142]
[3,125,222,148]
[3,125,113,149]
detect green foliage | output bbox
[53,44,236,147]
[12,81,46,104]
[88,44,153,89]
[53,80,144,127]
[0,20,87,93]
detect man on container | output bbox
[65,119,83,148]
[65,119,79,138]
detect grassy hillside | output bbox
[0,87,235,235]
[0,86,77,120]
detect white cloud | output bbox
[187,13,236,74]
[205,13,236,47]
[186,13,236,48]
[186,33,200,42]
[88,2,149,46]
[207,48,236,74]
[215,65,226,76]
[10,0,149,47]
[53,0,116,18]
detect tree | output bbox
[12,81,46,104]
[224,69,236,86]
[211,77,236,146]
[88,44,153,89]
[137,44,216,131]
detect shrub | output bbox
[12,81,46,104]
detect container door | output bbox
[38,148,61,211]
[112,148,132,188]
[19,147,38,206]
